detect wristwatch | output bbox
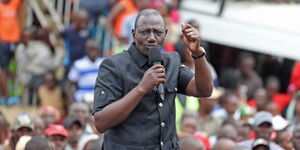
[192,47,206,59]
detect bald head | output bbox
[134,9,166,29]
[179,136,204,150]
[212,138,236,150]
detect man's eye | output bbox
[140,31,149,34]
[155,31,164,35]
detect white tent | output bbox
[180,1,300,60]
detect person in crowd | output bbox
[61,9,92,66]
[212,90,241,121]
[39,106,60,128]
[38,71,65,116]
[179,136,204,150]
[217,124,239,142]
[252,137,270,150]
[0,113,9,149]
[68,102,90,127]
[66,39,104,102]
[0,72,8,99]
[248,88,269,112]
[237,123,252,142]
[44,124,69,150]
[212,138,236,150]
[26,28,65,90]
[286,91,300,130]
[63,117,85,150]
[105,0,140,40]
[265,76,291,113]
[179,113,197,137]
[33,117,45,136]
[235,52,263,99]
[263,101,280,116]
[93,9,212,149]
[274,130,294,150]
[0,0,22,94]
[15,28,34,97]
[237,111,283,150]
[293,124,300,150]
[10,113,34,150]
[25,136,54,150]
[196,88,223,137]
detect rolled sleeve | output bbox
[93,59,123,114]
[177,64,194,94]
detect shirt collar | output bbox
[128,43,148,67]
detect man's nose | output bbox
[147,32,156,43]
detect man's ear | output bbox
[165,29,168,36]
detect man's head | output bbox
[199,87,224,114]
[275,130,293,150]
[253,111,273,139]
[44,124,69,150]
[179,136,204,150]
[72,9,89,30]
[212,138,235,150]
[63,117,84,145]
[263,101,279,116]
[39,106,60,128]
[217,124,238,142]
[25,136,54,150]
[238,52,255,77]
[293,124,300,150]
[85,39,100,62]
[252,138,270,150]
[221,91,239,116]
[33,117,45,136]
[180,114,196,136]
[265,76,280,99]
[44,71,57,89]
[68,102,89,125]
[132,9,167,55]
[253,88,268,111]
[13,114,34,137]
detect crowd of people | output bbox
[1,0,300,150]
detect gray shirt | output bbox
[93,44,194,150]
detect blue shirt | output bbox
[61,26,92,65]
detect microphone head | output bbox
[148,46,162,64]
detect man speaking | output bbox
[93,9,213,150]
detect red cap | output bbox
[44,124,69,137]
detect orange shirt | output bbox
[114,0,137,38]
[0,0,21,42]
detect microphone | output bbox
[148,47,165,101]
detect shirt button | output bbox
[101,91,105,95]
[160,141,164,146]
[175,87,178,92]
[159,103,163,108]
[161,122,165,127]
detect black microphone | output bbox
[148,47,165,100]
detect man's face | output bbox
[132,14,167,55]
[278,131,293,150]
[254,122,272,139]
[48,135,67,150]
